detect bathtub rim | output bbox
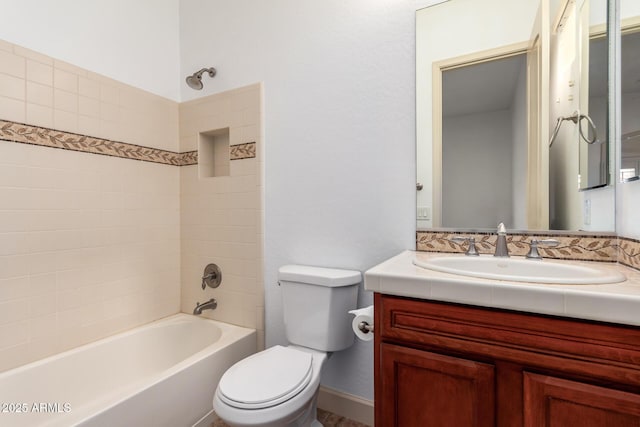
[0,313,256,427]
[0,313,255,379]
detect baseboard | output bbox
[317,386,374,426]
[192,409,216,427]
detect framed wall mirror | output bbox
[416,0,615,232]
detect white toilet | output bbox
[213,264,361,427]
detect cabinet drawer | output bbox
[376,294,640,387]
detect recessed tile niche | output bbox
[198,127,230,178]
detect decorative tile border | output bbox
[179,151,198,166]
[230,142,256,160]
[619,237,640,270]
[417,230,618,263]
[0,120,256,166]
[0,120,183,165]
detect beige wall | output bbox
[179,84,265,350]
[0,40,182,372]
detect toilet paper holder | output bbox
[350,305,374,340]
[357,321,374,334]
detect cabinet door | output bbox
[524,372,640,427]
[379,343,495,427]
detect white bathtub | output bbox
[0,314,256,427]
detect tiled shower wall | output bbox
[179,84,265,349]
[0,41,181,372]
[0,39,178,151]
[0,41,265,372]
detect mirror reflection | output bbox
[416,0,615,232]
[620,0,640,182]
[441,54,528,229]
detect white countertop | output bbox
[364,251,640,327]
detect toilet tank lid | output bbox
[278,265,361,287]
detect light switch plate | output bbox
[417,206,431,220]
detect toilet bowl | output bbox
[212,265,361,427]
[213,345,327,427]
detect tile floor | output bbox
[210,408,371,427]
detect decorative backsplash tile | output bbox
[619,237,640,270]
[416,230,618,263]
[0,119,255,166]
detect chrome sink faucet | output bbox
[193,298,217,315]
[526,239,560,259]
[494,223,509,257]
[451,236,479,256]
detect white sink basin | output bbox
[413,255,626,285]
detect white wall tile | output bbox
[0,277,30,301]
[53,68,78,93]
[26,60,52,86]
[0,320,29,349]
[179,87,263,345]
[14,46,53,65]
[26,81,53,106]
[78,76,100,99]
[0,298,29,325]
[26,103,54,128]
[0,95,25,122]
[0,116,180,374]
[0,50,25,78]
[0,42,265,373]
[0,73,25,100]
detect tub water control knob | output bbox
[201,264,222,289]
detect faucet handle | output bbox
[497,222,507,235]
[451,236,479,256]
[201,263,222,290]
[526,239,560,259]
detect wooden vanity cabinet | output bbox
[374,293,640,427]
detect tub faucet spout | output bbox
[193,298,217,315]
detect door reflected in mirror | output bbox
[441,54,528,229]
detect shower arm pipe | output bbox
[193,67,216,78]
[549,110,598,147]
[185,66,217,90]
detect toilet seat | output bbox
[217,346,313,410]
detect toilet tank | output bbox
[278,265,361,352]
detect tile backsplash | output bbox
[417,230,639,270]
[619,237,640,271]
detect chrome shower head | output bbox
[185,67,216,90]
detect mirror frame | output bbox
[609,0,620,188]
